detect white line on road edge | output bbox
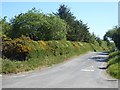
[80,65,94,72]
[13,75,25,78]
[0,75,2,77]
[81,69,94,72]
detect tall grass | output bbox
[107,51,120,79]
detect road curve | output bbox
[2,52,118,88]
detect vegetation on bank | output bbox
[1,35,109,74]
[107,51,120,79]
[104,26,120,50]
[104,26,120,79]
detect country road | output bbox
[2,52,118,88]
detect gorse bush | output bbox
[2,36,101,61]
[1,35,12,42]
[2,36,32,60]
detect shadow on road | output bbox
[98,52,109,55]
[89,57,108,62]
[89,52,109,62]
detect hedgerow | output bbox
[1,35,108,73]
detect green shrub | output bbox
[108,56,120,66]
[107,63,120,79]
[109,51,120,59]
[8,9,67,41]
[107,51,120,79]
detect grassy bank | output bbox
[107,51,120,79]
[1,36,108,74]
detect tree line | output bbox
[1,4,106,46]
[104,26,120,50]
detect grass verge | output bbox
[107,51,120,79]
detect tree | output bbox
[54,4,75,26]
[54,4,76,40]
[0,17,11,36]
[8,8,67,41]
[96,36,102,46]
[104,26,120,50]
[55,4,92,42]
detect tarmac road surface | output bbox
[2,52,118,88]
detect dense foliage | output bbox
[107,51,120,79]
[104,26,120,79]
[0,17,11,36]
[104,26,120,50]
[6,8,67,41]
[55,4,93,42]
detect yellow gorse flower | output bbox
[39,41,46,46]
[17,45,31,53]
